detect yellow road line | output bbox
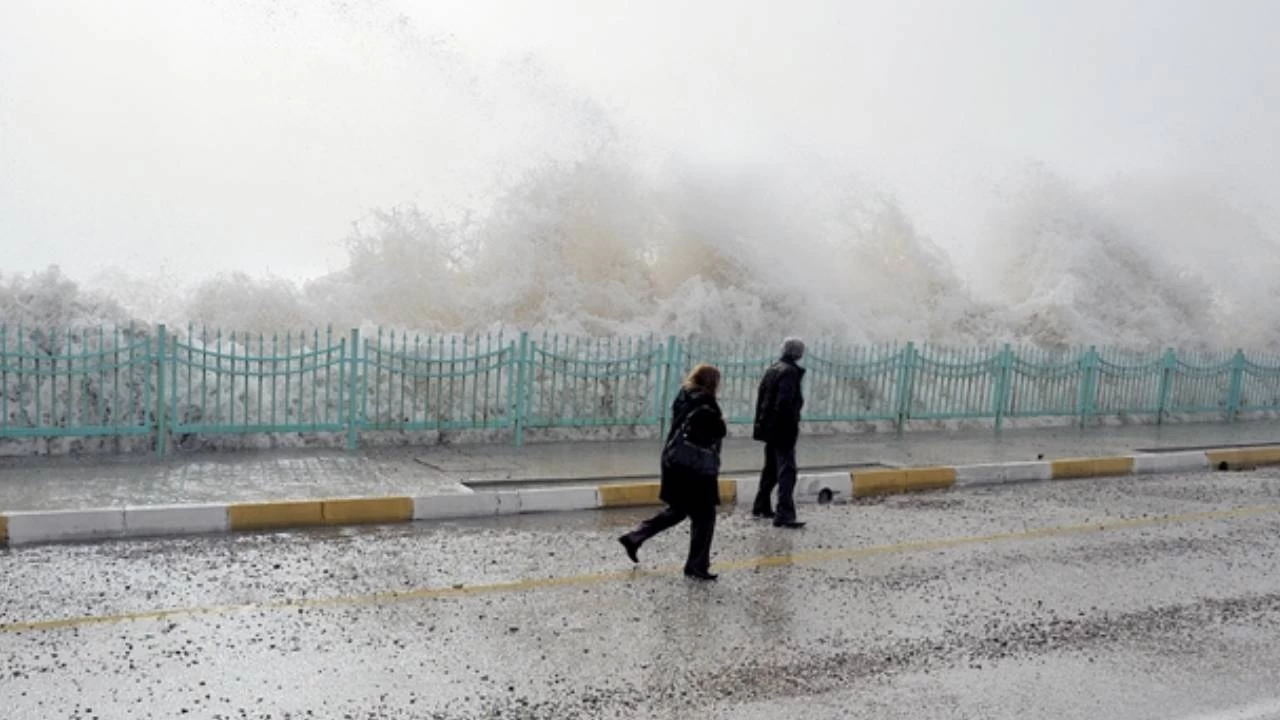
[3,502,1278,635]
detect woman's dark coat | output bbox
[659,387,727,508]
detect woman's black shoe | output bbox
[684,569,718,581]
[618,536,640,563]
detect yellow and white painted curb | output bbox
[1,445,1277,547]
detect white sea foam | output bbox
[8,158,1267,353]
[2,1,1275,351]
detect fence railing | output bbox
[2,325,1279,455]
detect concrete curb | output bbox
[2,445,1278,547]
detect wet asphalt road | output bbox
[5,470,1280,719]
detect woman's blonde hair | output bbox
[682,363,721,396]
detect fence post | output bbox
[1226,348,1246,422]
[513,332,529,447]
[658,336,680,440]
[346,328,360,451]
[895,342,916,435]
[993,344,1012,434]
[504,334,517,443]
[1079,346,1098,428]
[155,324,168,457]
[1156,348,1175,424]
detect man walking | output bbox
[751,337,807,529]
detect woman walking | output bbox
[618,363,727,581]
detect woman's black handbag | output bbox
[662,411,720,478]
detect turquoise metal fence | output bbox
[520,333,668,435]
[1241,351,1280,413]
[358,329,517,437]
[0,326,154,439]
[3,325,1280,454]
[164,327,350,454]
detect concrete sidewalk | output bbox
[2,421,1279,512]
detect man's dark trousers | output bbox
[752,443,797,523]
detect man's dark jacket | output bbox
[752,357,805,448]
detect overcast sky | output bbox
[2,0,1277,285]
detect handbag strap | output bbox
[665,413,691,450]
[665,404,705,449]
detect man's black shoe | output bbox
[684,569,719,581]
[752,510,776,520]
[773,520,806,529]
